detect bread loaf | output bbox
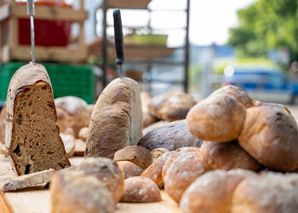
[142,120,169,136]
[55,96,90,138]
[51,169,114,213]
[5,63,70,175]
[238,103,298,171]
[200,140,261,171]
[120,176,161,203]
[180,169,256,213]
[114,145,153,170]
[148,92,196,121]
[86,77,142,159]
[231,172,298,213]
[117,161,144,179]
[164,151,210,203]
[76,157,125,204]
[139,120,203,151]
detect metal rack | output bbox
[99,0,190,93]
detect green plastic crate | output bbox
[0,62,95,104]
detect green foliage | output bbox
[228,0,298,64]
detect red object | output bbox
[17,1,72,47]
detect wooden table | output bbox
[0,154,182,213]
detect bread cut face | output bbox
[6,63,70,175]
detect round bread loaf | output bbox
[180,169,256,213]
[238,103,298,171]
[231,172,298,213]
[55,96,90,138]
[117,161,144,179]
[114,145,153,170]
[200,140,261,171]
[120,176,162,203]
[139,120,203,151]
[164,151,210,203]
[78,127,89,142]
[77,157,125,204]
[142,151,174,188]
[151,148,169,162]
[51,169,114,213]
[162,147,201,180]
[187,93,246,142]
[148,92,196,121]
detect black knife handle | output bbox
[113,9,125,65]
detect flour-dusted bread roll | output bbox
[114,145,153,170]
[200,140,261,171]
[117,161,144,179]
[238,103,298,171]
[0,104,6,144]
[78,127,88,142]
[5,63,70,175]
[77,157,125,204]
[74,139,86,156]
[120,176,161,203]
[151,148,169,162]
[55,96,90,138]
[141,92,158,128]
[231,172,298,213]
[60,133,75,158]
[164,151,210,203]
[86,77,142,159]
[139,120,203,151]
[180,169,256,213]
[142,151,174,188]
[148,92,196,121]
[51,169,114,213]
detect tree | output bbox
[228,0,298,65]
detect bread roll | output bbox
[142,151,174,188]
[114,145,153,170]
[200,140,261,171]
[120,176,161,203]
[180,169,256,213]
[78,127,88,142]
[86,77,142,159]
[5,63,70,175]
[74,139,85,156]
[139,120,203,151]
[164,151,210,203]
[148,92,196,121]
[51,169,114,213]
[231,172,298,213]
[238,103,298,171]
[151,148,169,162]
[187,92,246,142]
[77,157,125,204]
[60,133,75,158]
[117,161,144,179]
[55,96,90,138]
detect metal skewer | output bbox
[113,9,125,78]
[27,0,35,63]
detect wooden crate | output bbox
[0,0,88,63]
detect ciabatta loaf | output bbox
[6,63,70,175]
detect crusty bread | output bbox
[55,96,90,138]
[60,133,75,158]
[164,151,210,203]
[142,151,174,188]
[180,169,256,213]
[187,92,246,142]
[231,172,298,213]
[114,145,153,170]
[6,63,70,175]
[139,120,203,151]
[200,140,261,171]
[78,127,89,142]
[51,169,114,213]
[151,148,169,162]
[238,103,298,171]
[86,77,142,159]
[117,161,144,179]
[148,92,196,121]
[77,157,125,204]
[120,176,161,203]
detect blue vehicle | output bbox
[222,66,298,105]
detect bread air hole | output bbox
[13,144,21,156]
[25,164,30,174]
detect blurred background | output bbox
[1,0,298,108]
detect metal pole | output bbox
[184,0,190,93]
[27,0,35,63]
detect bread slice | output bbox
[5,63,71,175]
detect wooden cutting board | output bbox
[0,154,182,213]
